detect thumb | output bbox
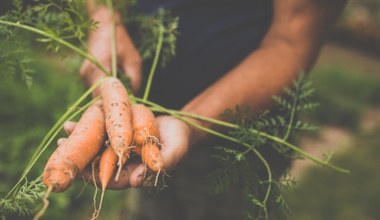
[63,121,77,135]
[156,116,191,170]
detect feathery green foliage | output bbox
[208,75,320,219]
[0,178,45,219]
[127,8,179,67]
[0,0,96,88]
[0,0,348,219]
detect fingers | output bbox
[156,116,191,170]
[56,122,75,146]
[80,162,142,190]
[118,27,142,94]
[57,138,67,146]
[59,111,180,191]
[80,56,141,95]
[80,24,142,95]
[80,59,108,97]
[129,164,145,187]
[63,121,77,135]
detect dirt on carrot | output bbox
[43,101,106,192]
[131,103,160,146]
[131,104,164,186]
[100,76,133,181]
[141,142,163,173]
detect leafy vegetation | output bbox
[206,75,324,219]
[0,0,352,219]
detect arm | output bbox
[77,0,347,188]
[182,0,347,145]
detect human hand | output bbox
[62,115,192,189]
[80,8,142,95]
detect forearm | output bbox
[181,41,307,144]
[182,0,347,145]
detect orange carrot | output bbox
[131,104,163,177]
[141,143,164,173]
[92,144,118,220]
[43,102,106,192]
[100,76,133,181]
[98,145,118,190]
[131,104,159,146]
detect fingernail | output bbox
[57,138,67,146]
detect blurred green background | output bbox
[286,0,380,219]
[1,0,380,219]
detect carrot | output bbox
[98,145,118,190]
[100,76,133,181]
[131,104,159,146]
[92,145,117,219]
[90,144,118,220]
[141,143,163,173]
[43,101,106,192]
[131,104,163,186]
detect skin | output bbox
[80,5,142,96]
[63,116,190,188]
[76,0,347,188]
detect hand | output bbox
[80,8,142,95]
[108,115,191,188]
[62,115,192,189]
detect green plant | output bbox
[0,0,349,219]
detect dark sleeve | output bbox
[133,0,273,109]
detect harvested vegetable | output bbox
[43,101,106,192]
[100,76,133,181]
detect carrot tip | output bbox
[154,169,161,187]
[114,153,123,182]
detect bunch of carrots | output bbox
[42,76,164,205]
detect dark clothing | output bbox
[133,0,273,109]
[124,1,282,220]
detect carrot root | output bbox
[33,185,53,220]
[99,145,118,187]
[91,159,100,220]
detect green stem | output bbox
[259,133,350,173]
[142,25,164,101]
[160,109,236,128]
[283,90,298,140]
[0,19,110,76]
[105,0,118,77]
[252,148,271,218]
[139,98,273,213]
[6,80,104,199]
[141,99,350,173]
